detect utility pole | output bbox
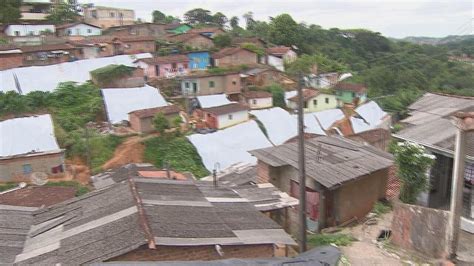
[446,112,474,259]
[297,73,307,252]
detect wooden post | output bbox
[297,74,307,252]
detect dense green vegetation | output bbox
[0,182,18,192]
[0,82,122,170]
[143,136,210,178]
[90,65,135,84]
[0,0,21,24]
[372,201,392,217]
[308,233,356,247]
[265,84,286,108]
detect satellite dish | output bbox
[31,172,48,186]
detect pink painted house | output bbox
[135,55,190,79]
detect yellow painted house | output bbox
[287,88,339,113]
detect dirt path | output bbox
[101,136,146,170]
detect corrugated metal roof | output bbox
[250,136,393,189]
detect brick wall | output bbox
[0,152,65,182]
[0,53,23,70]
[391,201,449,259]
[256,160,272,183]
[123,40,156,54]
[216,50,258,67]
[184,36,214,49]
[108,244,275,262]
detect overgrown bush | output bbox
[392,141,435,204]
[240,42,265,56]
[153,112,170,134]
[143,136,209,178]
[90,64,135,84]
[265,84,286,108]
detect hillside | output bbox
[396,35,474,45]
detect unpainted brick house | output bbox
[250,136,393,234]
[212,47,259,67]
[128,104,182,133]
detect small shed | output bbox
[128,104,181,133]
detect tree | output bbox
[213,34,232,48]
[152,10,166,23]
[212,12,228,27]
[242,11,255,30]
[265,85,286,108]
[153,112,170,135]
[230,16,240,30]
[0,0,21,24]
[392,141,435,204]
[268,14,300,47]
[46,2,79,24]
[183,8,212,25]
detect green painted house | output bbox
[165,23,192,34]
[334,82,368,105]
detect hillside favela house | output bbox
[83,5,135,29]
[167,33,215,50]
[56,22,102,37]
[129,104,182,133]
[180,72,241,97]
[0,174,296,264]
[265,46,298,71]
[393,92,474,232]
[286,88,339,113]
[334,82,368,105]
[212,47,259,67]
[186,50,211,70]
[200,103,249,129]
[0,114,64,182]
[0,45,23,70]
[242,91,273,109]
[250,136,393,233]
[135,55,190,79]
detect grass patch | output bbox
[308,233,356,247]
[372,201,392,216]
[45,181,90,196]
[143,136,210,178]
[0,182,19,192]
[89,134,125,173]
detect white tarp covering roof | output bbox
[292,113,327,135]
[187,121,272,171]
[0,114,60,157]
[313,109,345,130]
[351,101,388,134]
[250,107,298,145]
[284,91,297,105]
[197,94,233,108]
[0,53,152,94]
[102,85,167,124]
[355,101,387,126]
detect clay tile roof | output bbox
[55,22,100,29]
[20,43,78,53]
[0,186,76,207]
[139,55,190,65]
[266,46,292,55]
[212,47,254,59]
[118,35,156,42]
[202,103,248,115]
[334,82,367,93]
[287,88,320,102]
[128,104,181,118]
[243,90,272,99]
[164,23,191,30]
[167,32,211,42]
[0,44,19,51]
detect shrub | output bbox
[153,112,170,134]
[90,64,135,84]
[392,141,435,204]
[265,84,286,108]
[372,201,392,216]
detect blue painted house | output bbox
[186,51,210,70]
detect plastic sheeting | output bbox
[187,121,273,171]
[0,114,60,157]
[197,94,233,108]
[350,117,373,134]
[250,107,298,145]
[102,85,167,124]
[312,109,345,130]
[355,101,387,127]
[0,53,152,94]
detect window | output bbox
[228,114,233,120]
[91,10,97,19]
[252,99,257,104]
[110,12,115,18]
[304,101,308,108]
[209,81,215,88]
[14,31,20,36]
[232,79,237,85]
[185,82,190,88]
[67,29,72,35]
[172,63,177,69]
[325,97,329,104]
[87,28,92,34]
[313,99,317,106]
[22,164,32,174]
[28,31,34,36]
[75,28,80,35]
[352,92,356,97]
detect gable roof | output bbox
[266,46,292,56]
[203,103,248,115]
[0,186,76,207]
[243,90,272,99]
[137,54,189,65]
[4,175,295,264]
[334,82,367,93]
[164,23,192,30]
[20,43,78,53]
[250,136,393,189]
[167,32,212,42]
[55,22,101,30]
[188,27,224,34]
[232,37,267,45]
[287,88,321,102]
[212,47,256,59]
[128,104,181,118]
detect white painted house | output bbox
[242,91,273,109]
[265,46,297,72]
[201,103,249,129]
[56,22,102,37]
[4,24,55,36]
